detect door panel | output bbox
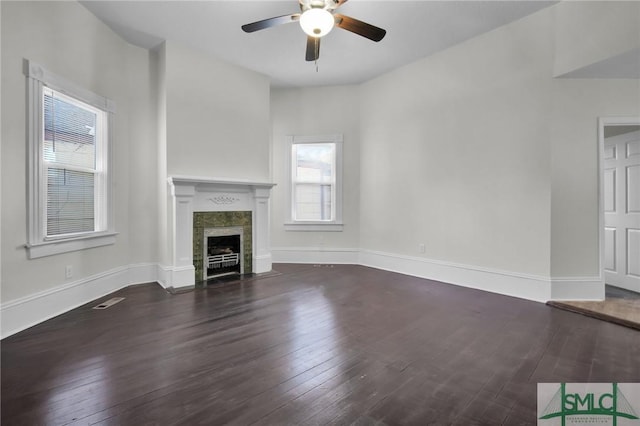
[604,227,616,272]
[627,165,640,212]
[604,144,617,160]
[604,169,616,212]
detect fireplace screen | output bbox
[204,227,244,280]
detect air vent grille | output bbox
[93,297,125,310]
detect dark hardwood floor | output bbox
[2,264,639,425]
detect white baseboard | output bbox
[254,254,273,274]
[272,247,360,265]
[129,262,158,285]
[274,247,604,304]
[156,264,195,290]
[156,264,171,289]
[1,252,606,339]
[1,263,159,339]
[359,249,552,303]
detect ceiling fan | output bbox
[241,0,386,62]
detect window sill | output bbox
[284,222,344,232]
[26,232,118,259]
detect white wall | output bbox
[125,45,160,265]
[157,45,170,267]
[359,9,554,278]
[163,40,271,181]
[270,86,361,258]
[0,1,158,336]
[0,0,3,303]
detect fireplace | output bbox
[204,227,243,279]
[193,211,252,283]
[166,177,275,290]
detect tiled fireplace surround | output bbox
[167,177,275,289]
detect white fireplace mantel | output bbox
[166,176,276,289]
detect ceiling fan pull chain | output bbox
[315,38,319,72]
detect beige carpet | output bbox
[547,286,640,331]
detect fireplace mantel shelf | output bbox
[169,176,276,189]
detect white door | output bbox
[604,130,640,293]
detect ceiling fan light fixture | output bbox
[299,8,334,37]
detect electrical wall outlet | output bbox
[419,243,426,253]
[65,265,73,279]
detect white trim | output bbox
[25,60,116,113]
[26,71,42,249]
[255,254,274,274]
[0,263,158,339]
[26,232,118,259]
[359,249,551,303]
[286,134,343,230]
[272,247,359,264]
[168,175,275,189]
[287,134,343,145]
[273,248,605,303]
[156,264,172,289]
[161,265,196,290]
[284,222,344,232]
[24,59,116,258]
[128,263,159,285]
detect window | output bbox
[286,134,343,231]
[26,60,116,258]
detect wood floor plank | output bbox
[2,263,639,425]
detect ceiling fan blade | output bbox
[306,36,320,61]
[334,14,386,42]
[241,13,300,33]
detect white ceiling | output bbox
[81,0,557,88]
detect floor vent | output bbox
[93,297,125,310]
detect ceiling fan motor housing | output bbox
[299,0,341,12]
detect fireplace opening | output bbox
[204,227,244,280]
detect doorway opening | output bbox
[547,119,640,329]
[599,117,640,294]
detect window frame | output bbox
[25,60,117,259]
[285,134,343,232]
